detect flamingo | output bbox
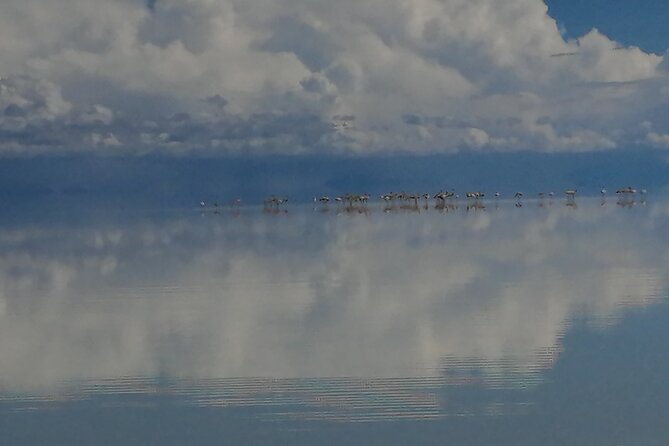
[407,193,420,205]
[380,193,393,203]
[264,196,288,207]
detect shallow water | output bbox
[1,197,668,445]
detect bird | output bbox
[263,196,288,207]
[616,186,636,194]
[600,188,607,196]
[199,201,206,207]
[406,193,420,204]
[466,192,484,199]
[380,193,393,203]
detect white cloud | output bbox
[646,131,669,148]
[464,128,491,149]
[0,0,667,155]
[76,105,114,126]
[0,75,71,121]
[89,132,121,147]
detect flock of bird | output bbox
[314,187,646,205]
[199,186,646,210]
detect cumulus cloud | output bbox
[0,0,667,155]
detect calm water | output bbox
[1,197,669,445]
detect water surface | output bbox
[1,198,668,444]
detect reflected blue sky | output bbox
[1,199,668,444]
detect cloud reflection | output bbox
[0,201,667,396]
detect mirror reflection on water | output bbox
[1,197,669,445]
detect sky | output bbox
[1,0,669,160]
[547,0,669,55]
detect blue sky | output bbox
[0,150,666,209]
[547,0,669,54]
[1,1,669,200]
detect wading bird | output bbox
[616,186,636,194]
